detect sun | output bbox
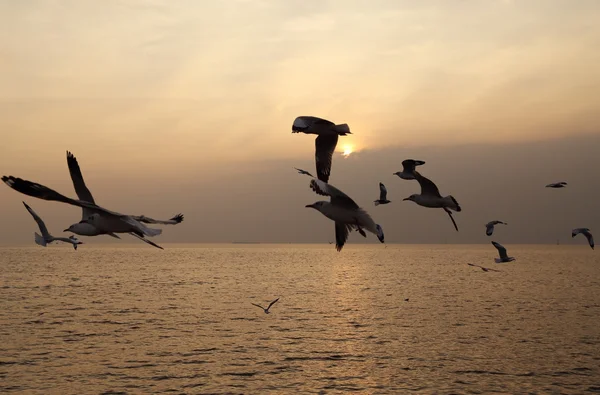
[342,145,354,157]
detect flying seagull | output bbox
[486,220,507,236]
[572,228,594,250]
[306,179,384,251]
[64,151,183,248]
[491,241,515,263]
[393,159,426,180]
[546,182,567,188]
[294,167,314,178]
[374,182,391,206]
[292,116,351,183]
[23,202,83,250]
[468,263,500,272]
[403,172,461,231]
[251,298,280,314]
[2,176,164,242]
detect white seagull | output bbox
[2,176,166,243]
[572,228,594,250]
[294,167,314,178]
[63,151,183,248]
[251,298,280,314]
[292,116,351,183]
[491,241,516,263]
[306,179,384,251]
[374,182,391,206]
[546,182,567,188]
[468,263,500,272]
[486,220,507,236]
[403,172,461,231]
[393,159,426,180]
[23,201,83,250]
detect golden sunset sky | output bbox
[1,0,599,244]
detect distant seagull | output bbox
[403,172,461,231]
[491,241,515,263]
[64,151,183,248]
[292,116,351,183]
[294,167,314,178]
[572,228,594,250]
[306,179,384,251]
[2,176,165,243]
[486,220,507,236]
[546,182,567,188]
[374,182,391,206]
[23,202,83,250]
[468,263,500,272]
[251,298,280,314]
[393,159,425,180]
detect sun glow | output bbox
[342,145,354,157]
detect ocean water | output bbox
[1,244,599,394]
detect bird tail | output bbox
[335,123,351,135]
[444,195,461,212]
[376,224,385,243]
[34,232,47,247]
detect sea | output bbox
[1,244,599,394]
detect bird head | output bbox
[403,194,418,202]
[305,201,325,211]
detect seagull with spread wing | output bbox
[491,241,515,263]
[393,159,426,180]
[23,202,83,250]
[251,298,280,314]
[374,182,391,206]
[468,263,501,272]
[306,179,384,251]
[294,167,314,178]
[572,228,594,250]
[546,182,567,188]
[403,172,461,231]
[485,220,507,236]
[62,151,183,248]
[292,116,351,183]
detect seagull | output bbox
[491,241,515,263]
[292,116,351,183]
[294,167,314,178]
[251,298,280,314]
[572,228,594,250]
[393,159,426,180]
[546,182,567,188]
[23,202,83,250]
[63,151,183,248]
[374,182,391,206]
[486,220,507,236]
[403,172,461,231]
[468,263,500,272]
[2,176,165,243]
[306,178,384,251]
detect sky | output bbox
[0,0,599,245]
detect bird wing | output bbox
[251,303,265,310]
[335,221,353,252]
[22,202,51,238]
[128,232,164,249]
[315,133,339,183]
[379,182,388,201]
[310,179,359,210]
[486,223,494,236]
[133,213,184,225]
[66,151,97,219]
[414,172,442,197]
[267,298,280,310]
[401,159,425,173]
[491,241,508,259]
[444,207,459,232]
[584,231,594,249]
[2,176,127,218]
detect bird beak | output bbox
[402,197,410,201]
[63,229,69,232]
[305,204,314,208]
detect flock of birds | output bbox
[1,116,594,262]
[290,115,595,270]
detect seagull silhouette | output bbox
[251,298,280,314]
[468,263,501,272]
